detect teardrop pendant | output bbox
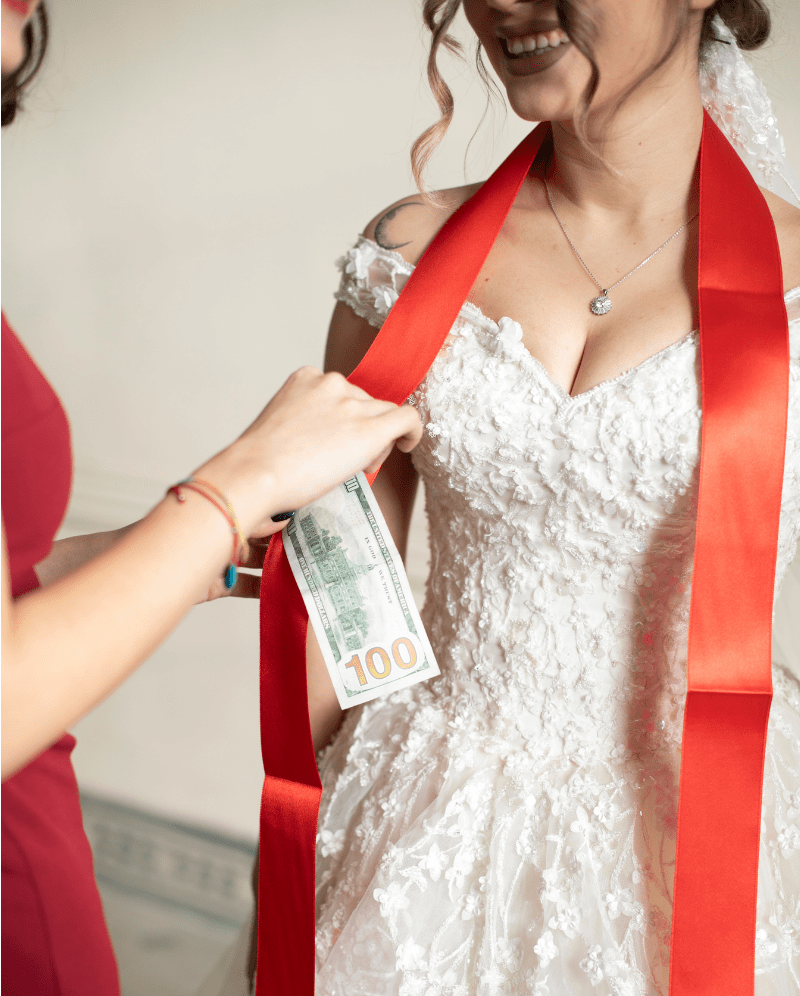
[590,293,612,316]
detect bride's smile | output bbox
[496,26,572,76]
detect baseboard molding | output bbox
[81,793,256,927]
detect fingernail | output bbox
[224,564,238,590]
[271,511,296,522]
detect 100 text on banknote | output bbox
[282,473,440,709]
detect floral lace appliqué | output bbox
[316,239,800,996]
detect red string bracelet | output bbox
[166,478,248,590]
[191,477,247,549]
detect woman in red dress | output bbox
[0,4,422,993]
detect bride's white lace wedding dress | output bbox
[310,238,800,996]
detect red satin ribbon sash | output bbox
[669,117,788,995]
[257,112,789,996]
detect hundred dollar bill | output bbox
[282,472,439,709]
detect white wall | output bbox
[3,0,799,840]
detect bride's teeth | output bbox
[504,28,570,57]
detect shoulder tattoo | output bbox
[373,201,424,251]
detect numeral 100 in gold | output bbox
[344,637,418,686]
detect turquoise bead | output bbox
[224,564,238,590]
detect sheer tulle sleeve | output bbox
[334,237,413,329]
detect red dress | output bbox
[2,314,120,995]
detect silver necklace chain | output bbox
[543,176,699,316]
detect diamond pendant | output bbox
[590,293,612,316]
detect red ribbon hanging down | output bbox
[669,118,788,994]
[255,121,549,996]
[256,112,789,996]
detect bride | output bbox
[206,0,800,992]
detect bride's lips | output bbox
[497,31,572,78]
[2,0,32,16]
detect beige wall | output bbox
[3,1,799,840]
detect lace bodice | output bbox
[337,237,800,752]
[314,238,800,995]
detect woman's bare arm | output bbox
[2,367,422,778]
[34,527,134,588]
[35,523,267,601]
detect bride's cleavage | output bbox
[534,328,697,399]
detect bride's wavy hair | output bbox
[411,0,770,190]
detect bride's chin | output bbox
[500,73,591,127]
[505,89,581,127]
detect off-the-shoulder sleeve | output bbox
[334,237,414,329]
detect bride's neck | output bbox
[547,75,705,225]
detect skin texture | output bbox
[308,0,800,750]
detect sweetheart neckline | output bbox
[356,235,799,403]
[467,320,698,405]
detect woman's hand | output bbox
[196,367,423,541]
[199,367,422,601]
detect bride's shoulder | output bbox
[760,188,800,292]
[362,183,483,266]
[326,184,482,376]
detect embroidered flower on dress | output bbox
[533,931,558,968]
[570,806,599,843]
[755,927,780,967]
[318,828,346,858]
[419,842,450,881]
[775,822,800,859]
[592,793,621,829]
[396,937,428,972]
[461,888,482,920]
[525,976,551,996]
[580,946,605,984]
[548,907,581,939]
[373,881,410,917]
[372,284,399,316]
[783,788,800,821]
[496,937,523,971]
[604,888,641,921]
